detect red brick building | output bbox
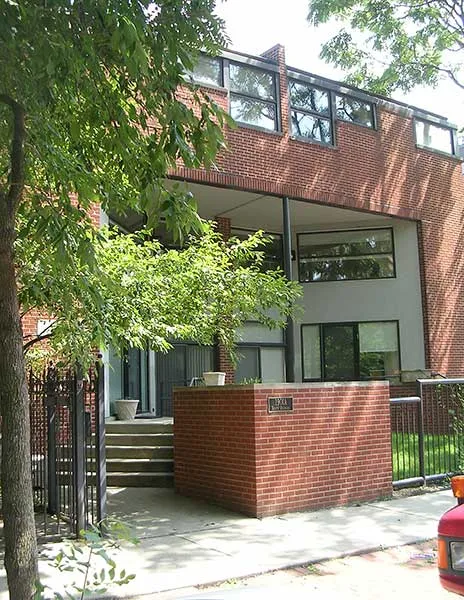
[25,44,464,418]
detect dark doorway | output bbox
[156,344,214,416]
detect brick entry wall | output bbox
[174,382,392,517]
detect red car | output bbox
[438,477,464,595]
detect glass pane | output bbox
[415,120,453,154]
[335,95,373,127]
[289,80,330,115]
[237,321,284,344]
[300,255,394,281]
[298,229,394,281]
[125,348,141,400]
[291,111,332,144]
[359,322,399,379]
[323,324,356,380]
[230,95,276,130]
[260,347,285,383]
[231,229,283,271]
[301,229,393,258]
[235,347,260,383]
[191,55,222,87]
[302,325,321,379]
[108,346,123,411]
[229,63,275,100]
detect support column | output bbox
[282,197,295,382]
[214,216,235,383]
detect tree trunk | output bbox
[0,209,38,599]
[0,91,38,598]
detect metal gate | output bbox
[390,378,464,489]
[29,366,106,538]
[156,344,214,416]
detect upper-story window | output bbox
[298,228,395,282]
[414,119,456,155]
[289,79,333,145]
[335,94,375,128]
[191,55,223,87]
[228,63,278,131]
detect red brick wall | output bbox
[174,382,392,517]
[170,49,464,379]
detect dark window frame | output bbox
[334,92,376,129]
[296,227,396,283]
[288,78,334,146]
[189,54,224,88]
[413,117,457,157]
[230,227,284,271]
[227,60,280,132]
[301,320,401,382]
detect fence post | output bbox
[95,362,107,524]
[45,370,57,515]
[416,379,426,486]
[73,369,86,535]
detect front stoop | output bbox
[105,420,173,488]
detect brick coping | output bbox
[173,380,389,391]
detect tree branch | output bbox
[23,332,53,353]
[0,94,26,212]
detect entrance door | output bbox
[156,345,214,416]
[123,348,149,413]
[322,324,357,381]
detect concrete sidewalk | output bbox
[0,487,456,599]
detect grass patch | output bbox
[391,432,460,481]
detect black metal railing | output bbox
[391,378,464,488]
[29,365,106,538]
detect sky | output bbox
[215,0,464,129]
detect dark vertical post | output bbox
[45,370,57,515]
[46,404,57,515]
[282,196,295,382]
[95,363,107,524]
[416,379,426,486]
[73,369,86,535]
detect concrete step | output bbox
[105,433,173,447]
[105,422,173,434]
[107,472,173,488]
[104,445,174,459]
[106,458,173,473]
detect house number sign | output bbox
[267,396,293,413]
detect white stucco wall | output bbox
[292,219,425,381]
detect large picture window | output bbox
[229,62,278,131]
[298,228,395,282]
[302,321,400,381]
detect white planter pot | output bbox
[203,372,226,386]
[115,399,139,420]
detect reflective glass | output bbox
[291,111,332,144]
[230,95,276,130]
[191,55,222,87]
[335,95,373,127]
[302,325,321,379]
[415,120,454,154]
[298,229,395,282]
[229,63,275,100]
[289,80,330,115]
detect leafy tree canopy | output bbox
[308,0,464,95]
[20,224,301,368]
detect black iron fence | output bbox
[29,366,106,538]
[391,378,464,488]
